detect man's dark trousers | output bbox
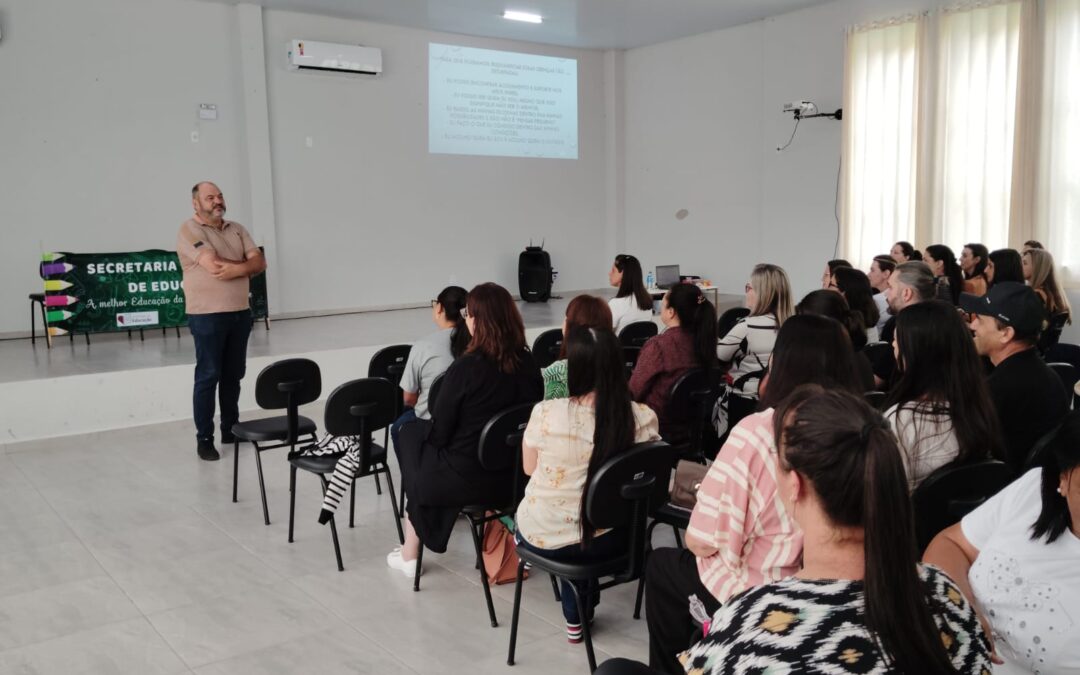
[188,310,252,442]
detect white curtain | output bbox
[931,1,1022,251]
[841,18,923,268]
[1036,0,1080,285]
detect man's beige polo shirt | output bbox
[176,219,258,315]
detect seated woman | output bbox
[1024,248,1073,325]
[987,248,1025,287]
[891,240,923,263]
[391,285,469,449]
[629,283,717,435]
[820,258,851,289]
[713,264,792,435]
[868,255,896,333]
[608,255,654,334]
[886,301,1002,489]
[794,289,874,389]
[388,283,543,574]
[831,266,881,342]
[961,243,990,296]
[676,388,992,674]
[925,244,964,305]
[925,410,1080,674]
[645,315,865,674]
[542,295,613,400]
[517,326,661,642]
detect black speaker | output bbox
[518,246,553,303]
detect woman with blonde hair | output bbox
[1023,248,1072,323]
[713,264,793,435]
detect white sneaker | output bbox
[386,548,421,578]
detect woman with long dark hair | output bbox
[795,290,874,390]
[960,243,990,296]
[629,283,717,433]
[608,254,654,333]
[886,301,1003,489]
[891,240,923,263]
[517,326,660,642]
[925,244,964,305]
[987,248,1025,287]
[389,283,542,575]
[831,266,881,341]
[674,388,991,673]
[925,410,1080,673]
[644,315,865,673]
[542,295,613,400]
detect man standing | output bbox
[176,182,266,461]
[962,282,1068,471]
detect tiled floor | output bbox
[0,416,677,674]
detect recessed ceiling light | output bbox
[503,10,542,24]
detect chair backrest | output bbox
[1045,342,1080,369]
[254,358,322,410]
[427,372,446,415]
[324,378,397,469]
[1024,425,1062,472]
[717,307,751,339]
[664,368,721,434]
[584,440,676,582]
[861,341,891,365]
[477,402,536,506]
[911,459,1014,553]
[367,344,412,382]
[863,391,887,410]
[618,321,659,348]
[623,346,642,378]
[531,329,564,370]
[1047,362,1078,399]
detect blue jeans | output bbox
[188,310,252,441]
[390,407,418,451]
[516,530,628,624]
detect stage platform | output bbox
[0,290,743,443]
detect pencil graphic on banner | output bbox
[46,310,75,322]
[40,262,75,276]
[44,295,79,307]
[43,280,74,291]
[47,327,69,337]
[41,253,65,262]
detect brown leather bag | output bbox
[482,516,529,585]
[669,460,710,510]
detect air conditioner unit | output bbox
[288,40,382,75]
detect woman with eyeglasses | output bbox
[609,255,655,334]
[389,283,543,577]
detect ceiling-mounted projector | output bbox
[783,101,819,116]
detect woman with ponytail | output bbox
[390,286,469,450]
[925,410,1080,673]
[517,326,661,643]
[925,244,964,305]
[674,387,992,674]
[629,283,717,433]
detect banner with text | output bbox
[40,250,268,337]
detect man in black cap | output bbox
[961,282,1068,472]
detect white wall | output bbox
[0,0,611,335]
[0,0,252,335]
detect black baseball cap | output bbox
[959,282,1046,335]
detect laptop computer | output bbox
[655,265,681,290]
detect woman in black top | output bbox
[389,283,542,574]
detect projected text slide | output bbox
[429,43,578,159]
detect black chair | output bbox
[427,372,446,412]
[368,345,412,418]
[863,391,887,410]
[622,346,642,378]
[1038,313,1070,354]
[662,369,721,461]
[287,378,402,571]
[1048,362,1078,402]
[1023,425,1063,472]
[231,358,320,525]
[911,460,1014,553]
[413,402,535,628]
[632,502,691,619]
[28,293,47,347]
[717,306,750,339]
[618,321,658,348]
[507,441,675,672]
[862,340,891,364]
[531,329,564,370]
[1046,343,1080,407]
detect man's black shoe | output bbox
[197,440,221,461]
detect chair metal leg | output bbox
[383,466,405,545]
[507,560,528,665]
[634,519,662,620]
[673,527,683,549]
[469,518,498,627]
[288,465,297,543]
[373,469,382,495]
[413,545,424,592]
[398,470,406,514]
[30,300,35,345]
[231,439,240,503]
[321,476,345,572]
[551,574,562,602]
[349,480,356,528]
[253,444,270,526]
[567,582,597,672]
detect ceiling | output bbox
[203,0,835,50]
